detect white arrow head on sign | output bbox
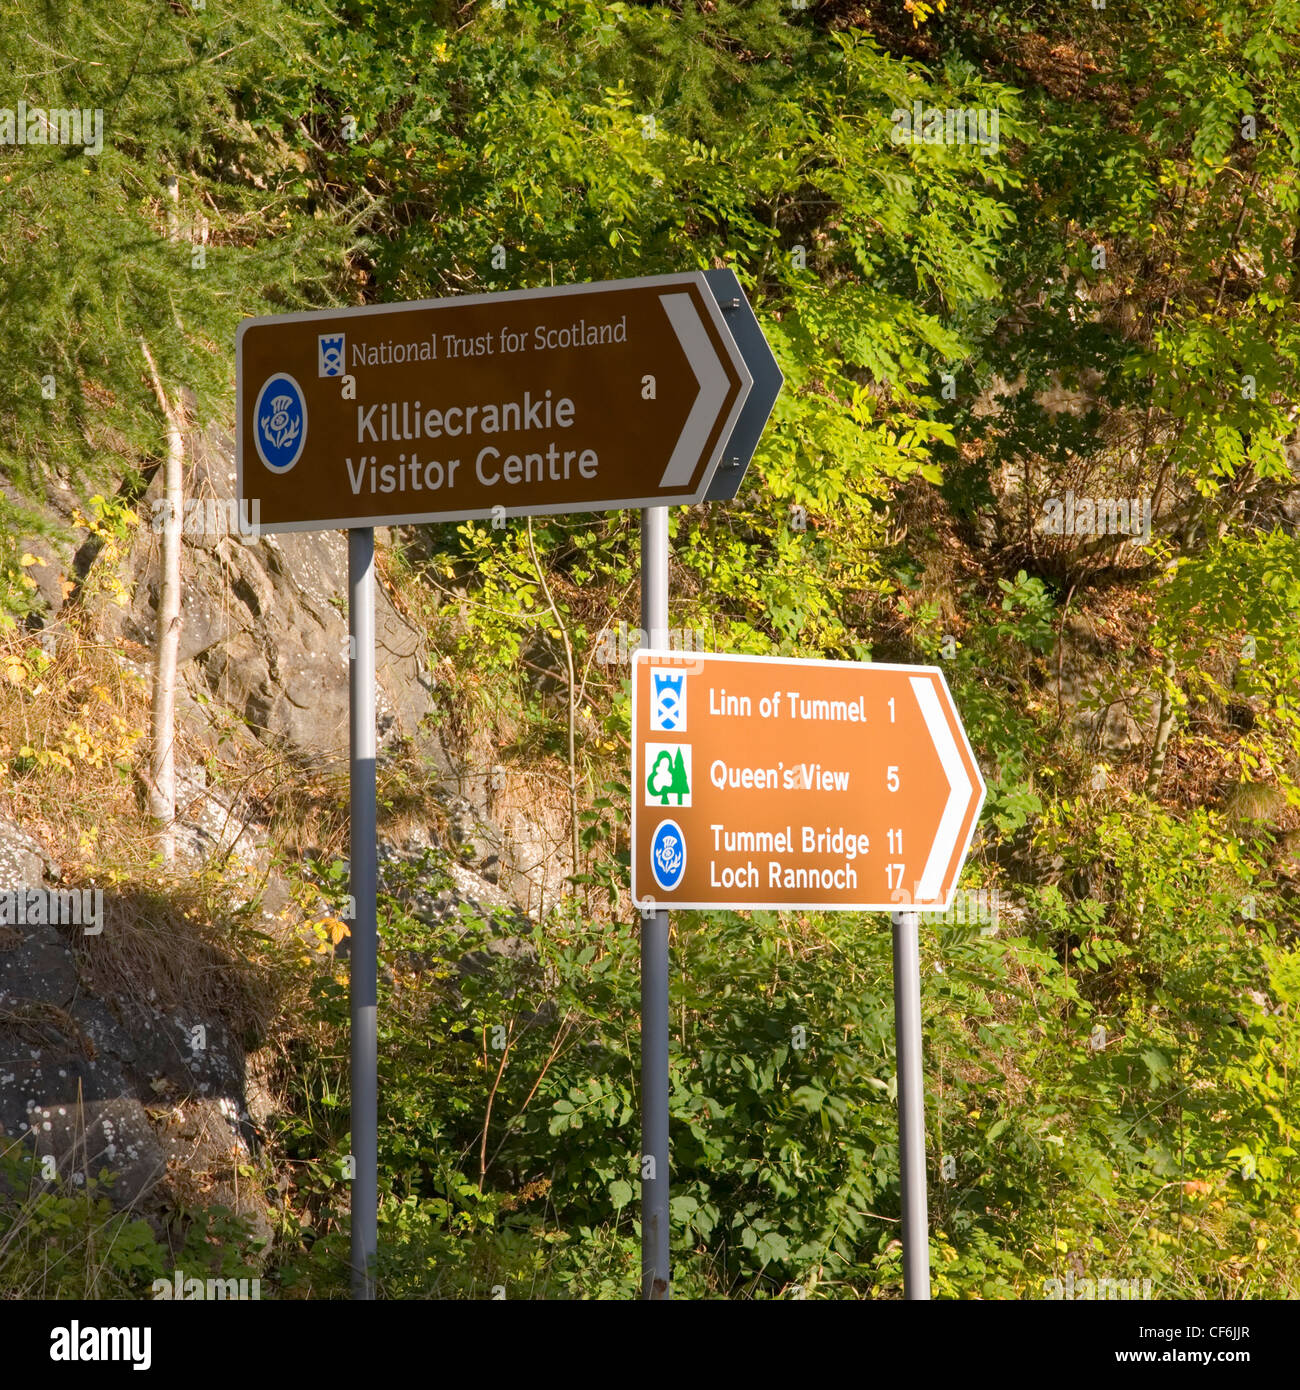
[658,292,751,488]
[911,675,977,903]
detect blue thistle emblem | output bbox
[254,374,307,472]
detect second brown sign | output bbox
[631,650,986,913]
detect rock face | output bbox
[0,820,263,1230]
[96,425,435,765]
[1052,613,1155,758]
[0,812,532,1232]
[87,423,568,910]
[376,836,536,977]
[3,422,566,1247]
[0,819,54,896]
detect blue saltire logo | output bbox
[651,670,685,731]
[318,334,345,377]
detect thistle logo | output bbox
[253,373,307,473]
[651,669,686,731]
[318,333,346,377]
[650,819,686,891]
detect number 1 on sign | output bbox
[888,697,895,722]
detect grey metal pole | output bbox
[640,506,671,1300]
[348,527,379,1299]
[892,909,931,1299]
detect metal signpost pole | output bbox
[348,527,379,1299]
[630,650,982,1300]
[238,272,779,1303]
[892,909,931,1300]
[640,506,671,1300]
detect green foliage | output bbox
[0,0,348,592]
[8,0,1300,1303]
[261,813,1300,1299]
[0,1153,166,1297]
[0,1150,266,1297]
[1156,530,1300,795]
[288,2,1021,674]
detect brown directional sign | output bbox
[631,651,985,912]
[236,272,755,533]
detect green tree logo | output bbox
[647,745,691,805]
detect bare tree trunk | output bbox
[141,338,184,862]
[527,518,581,881]
[1145,651,1178,797]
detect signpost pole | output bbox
[640,506,671,1300]
[238,272,782,1303]
[891,909,931,1300]
[348,527,379,1299]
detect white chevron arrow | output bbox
[658,292,741,488]
[911,675,974,903]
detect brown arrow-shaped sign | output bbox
[632,651,986,913]
[236,272,753,533]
